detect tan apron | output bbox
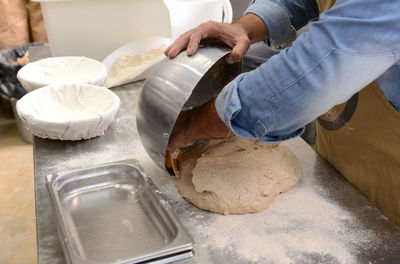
[314,0,400,226]
[316,83,400,226]
[28,1,48,43]
[0,0,47,51]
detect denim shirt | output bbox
[215,0,400,143]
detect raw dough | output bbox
[105,48,163,87]
[175,137,303,215]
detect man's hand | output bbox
[167,99,232,152]
[164,14,269,63]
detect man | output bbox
[164,0,400,226]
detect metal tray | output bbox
[45,159,193,264]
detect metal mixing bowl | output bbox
[136,46,242,170]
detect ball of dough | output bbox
[175,137,303,215]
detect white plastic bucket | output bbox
[35,0,171,60]
[164,0,233,40]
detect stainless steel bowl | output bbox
[136,46,242,170]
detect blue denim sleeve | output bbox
[216,0,400,143]
[245,0,319,50]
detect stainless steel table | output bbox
[34,81,400,263]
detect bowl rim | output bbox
[17,56,108,91]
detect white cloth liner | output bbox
[17,56,107,92]
[16,84,120,140]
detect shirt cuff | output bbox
[245,0,296,50]
[215,75,304,143]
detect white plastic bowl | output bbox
[16,84,120,140]
[102,37,172,88]
[17,56,108,92]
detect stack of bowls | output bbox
[16,56,120,141]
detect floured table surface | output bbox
[33,44,400,264]
[34,80,400,264]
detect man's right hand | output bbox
[164,14,270,63]
[167,99,232,152]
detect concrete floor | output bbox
[0,109,36,264]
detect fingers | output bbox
[167,130,195,151]
[164,33,201,58]
[228,37,250,63]
[187,32,203,56]
[168,138,191,151]
[200,38,225,47]
[165,20,250,64]
[165,21,219,58]
[164,31,192,58]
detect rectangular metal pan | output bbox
[46,159,193,264]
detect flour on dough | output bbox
[105,49,163,87]
[175,137,303,215]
